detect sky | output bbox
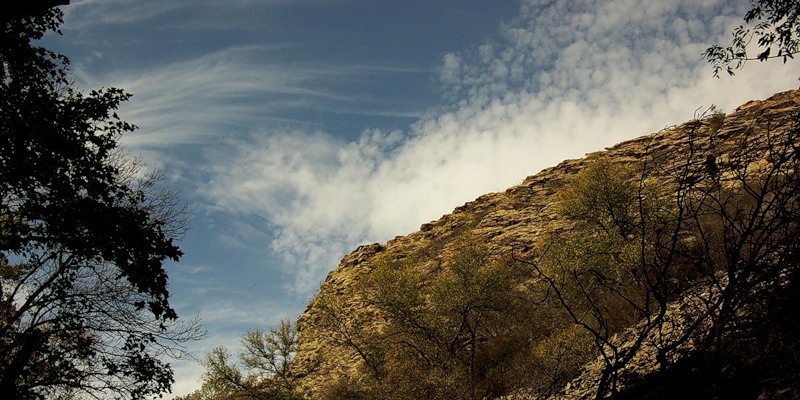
[41,0,800,397]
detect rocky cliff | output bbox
[292,89,800,399]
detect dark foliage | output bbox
[704,0,800,76]
[1,4,202,399]
[524,108,800,399]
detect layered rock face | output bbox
[292,89,800,398]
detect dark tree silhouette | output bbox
[704,0,800,76]
[1,3,203,399]
[0,1,69,24]
[519,108,800,399]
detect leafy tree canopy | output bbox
[1,3,202,399]
[176,318,303,400]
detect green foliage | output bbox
[528,113,800,398]
[530,326,596,394]
[316,236,556,400]
[179,318,305,400]
[704,0,800,76]
[557,159,639,238]
[0,5,202,399]
[240,319,299,390]
[309,111,800,400]
[311,114,800,399]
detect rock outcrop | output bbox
[292,89,800,398]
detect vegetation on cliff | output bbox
[182,1,800,398]
[183,92,800,399]
[528,109,800,399]
[298,103,800,400]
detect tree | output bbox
[704,0,800,76]
[520,108,800,398]
[0,1,69,24]
[519,155,673,398]
[177,318,304,400]
[1,4,203,399]
[315,236,539,400]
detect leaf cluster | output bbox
[704,0,800,76]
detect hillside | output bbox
[292,89,800,399]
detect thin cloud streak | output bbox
[64,0,337,30]
[203,0,800,294]
[65,0,183,28]
[71,46,413,146]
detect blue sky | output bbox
[43,0,800,396]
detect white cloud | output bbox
[70,48,285,144]
[64,0,183,28]
[440,53,463,86]
[64,0,338,30]
[205,128,406,287]
[202,0,800,295]
[71,46,402,147]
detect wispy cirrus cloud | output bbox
[203,0,800,294]
[64,0,184,27]
[70,45,426,147]
[64,0,339,29]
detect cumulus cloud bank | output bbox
[205,0,800,294]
